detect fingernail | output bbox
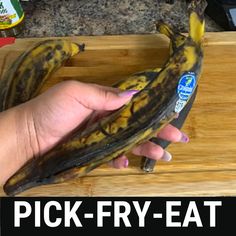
[124,159,129,168]
[119,90,139,97]
[161,151,172,162]
[180,132,189,143]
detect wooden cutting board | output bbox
[0,32,236,196]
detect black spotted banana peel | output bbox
[139,2,205,172]
[103,3,203,173]
[0,39,85,111]
[3,0,207,196]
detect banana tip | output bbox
[78,43,85,52]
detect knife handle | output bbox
[140,86,198,172]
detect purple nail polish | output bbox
[119,90,139,97]
[180,132,189,143]
[124,159,129,168]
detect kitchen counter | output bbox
[20,0,223,38]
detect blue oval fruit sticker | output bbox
[175,72,196,113]
[177,72,196,101]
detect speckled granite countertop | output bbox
[20,0,222,38]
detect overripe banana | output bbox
[1,0,207,196]
[0,39,85,111]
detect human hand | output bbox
[25,80,189,166]
[0,80,189,185]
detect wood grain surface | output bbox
[0,32,236,196]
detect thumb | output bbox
[70,82,139,111]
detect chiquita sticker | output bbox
[175,72,196,113]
